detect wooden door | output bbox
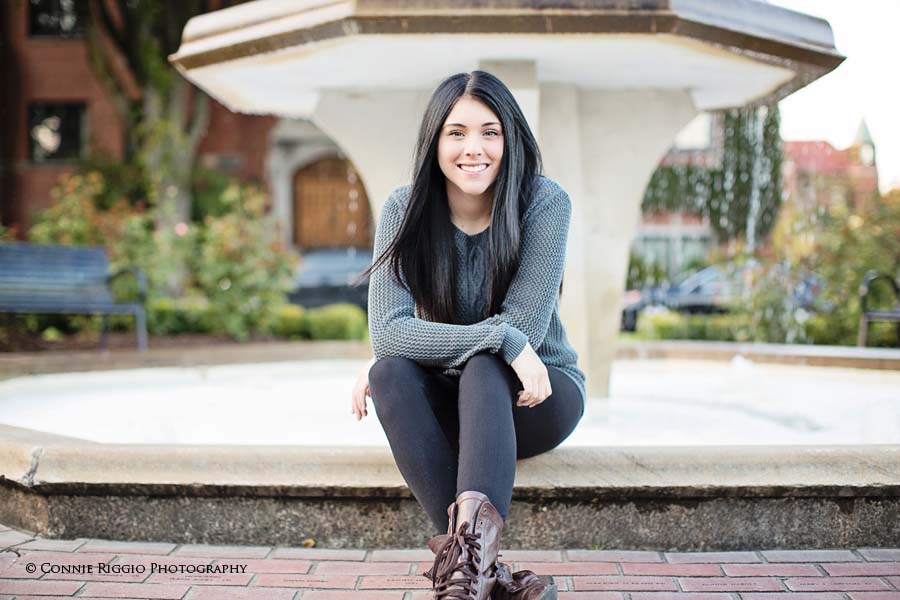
[293,157,372,249]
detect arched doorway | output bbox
[292,157,372,250]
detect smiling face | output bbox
[437,95,504,201]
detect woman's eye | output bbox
[449,130,501,137]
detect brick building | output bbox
[0,0,372,258]
[782,120,880,215]
[631,112,881,281]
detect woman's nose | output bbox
[464,141,484,156]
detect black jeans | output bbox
[368,351,584,534]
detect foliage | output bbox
[304,303,368,340]
[635,306,684,339]
[0,223,18,242]
[28,171,190,303]
[266,303,308,339]
[145,299,367,341]
[642,104,783,247]
[25,170,302,342]
[190,183,299,340]
[710,104,784,247]
[635,306,752,341]
[642,164,711,216]
[84,2,243,294]
[147,296,214,335]
[730,189,900,346]
[626,251,668,288]
[192,167,236,221]
[76,153,148,210]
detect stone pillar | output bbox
[541,87,698,398]
[538,82,590,384]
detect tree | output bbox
[709,104,784,250]
[85,0,232,294]
[642,104,784,251]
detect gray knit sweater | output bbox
[367,176,586,403]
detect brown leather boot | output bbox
[492,561,557,600]
[422,490,504,599]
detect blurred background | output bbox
[0,0,897,355]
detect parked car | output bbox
[287,247,372,309]
[664,264,751,314]
[621,261,832,331]
[621,264,751,331]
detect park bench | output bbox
[857,269,900,347]
[0,242,148,351]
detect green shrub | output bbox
[305,303,367,340]
[0,223,17,241]
[685,312,753,341]
[147,296,214,335]
[748,189,900,347]
[28,170,182,306]
[191,167,234,221]
[636,306,685,339]
[636,306,752,341]
[266,303,308,339]
[191,183,299,341]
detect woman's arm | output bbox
[367,190,527,368]
[483,188,572,357]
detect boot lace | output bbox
[426,521,483,599]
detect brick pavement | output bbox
[1,523,899,599]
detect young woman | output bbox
[350,70,585,600]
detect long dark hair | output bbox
[356,70,548,324]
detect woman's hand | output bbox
[510,342,552,408]
[351,358,376,420]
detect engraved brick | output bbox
[187,585,297,599]
[679,576,782,592]
[254,573,357,588]
[763,550,860,563]
[574,576,678,591]
[665,552,761,564]
[623,563,723,576]
[173,544,271,559]
[359,575,433,589]
[567,550,663,563]
[825,563,900,577]
[315,561,412,575]
[270,547,367,561]
[785,577,892,592]
[723,564,822,576]
[80,581,191,598]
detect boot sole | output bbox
[538,576,558,600]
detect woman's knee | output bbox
[368,355,418,389]
[459,351,509,382]
[458,352,518,408]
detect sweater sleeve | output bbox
[367,189,523,368]
[486,188,573,364]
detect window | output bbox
[28,103,87,163]
[636,236,671,279]
[29,0,87,38]
[681,237,710,264]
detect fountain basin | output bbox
[1,342,898,549]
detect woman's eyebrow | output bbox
[443,122,501,128]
